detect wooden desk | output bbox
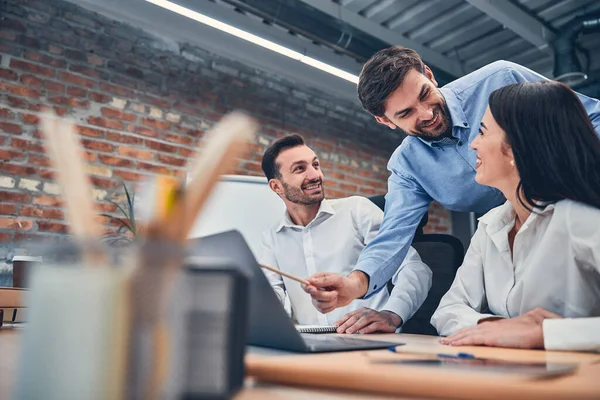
[2,328,599,399]
[246,333,600,400]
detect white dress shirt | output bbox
[431,200,600,351]
[260,196,432,327]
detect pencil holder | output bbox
[15,241,131,400]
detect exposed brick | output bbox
[81,139,114,153]
[0,29,18,41]
[45,80,66,92]
[0,204,17,215]
[58,71,95,88]
[69,64,104,79]
[0,190,31,203]
[87,116,124,130]
[101,107,137,122]
[145,140,178,153]
[20,113,40,125]
[0,218,33,231]
[99,82,134,98]
[113,170,146,181]
[179,148,197,158]
[141,117,171,130]
[86,165,113,178]
[165,133,194,146]
[0,176,16,189]
[24,52,66,69]
[137,162,172,175]
[95,202,117,213]
[140,95,170,109]
[1,82,41,98]
[34,195,62,207]
[48,45,63,55]
[110,97,127,109]
[87,54,105,66]
[77,126,105,138]
[90,92,111,103]
[0,68,18,81]
[18,178,41,191]
[20,206,64,220]
[0,232,11,242]
[106,132,143,145]
[37,221,69,233]
[157,154,187,167]
[98,154,134,168]
[67,86,88,98]
[28,154,51,167]
[117,146,154,160]
[11,138,46,155]
[127,125,158,138]
[90,176,116,189]
[0,108,14,119]
[10,58,54,77]
[0,122,22,135]
[39,169,54,180]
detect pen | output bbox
[387,346,476,359]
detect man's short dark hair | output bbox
[261,134,305,181]
[357,46,425,117]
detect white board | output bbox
[187,175,286,258]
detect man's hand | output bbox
[440,308,562,349]
[335,308,402,334]
[302,271,369,314]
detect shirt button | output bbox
[458,141,463,146]
[463,122,468,126]
[373,285,378,290]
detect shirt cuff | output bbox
[381,297,412,329]
[353,265,385,299]
[543,318,600,352]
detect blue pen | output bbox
[387,346,476,359]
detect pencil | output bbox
[261,264,310,286]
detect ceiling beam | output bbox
[465,0,555,54]
[297,0,468,78]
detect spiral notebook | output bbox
[295,325,338,334]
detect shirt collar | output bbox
[275,199,336,232]
[479,200,557,235]
[416,87,470,148]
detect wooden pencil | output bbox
[261,264,310,286]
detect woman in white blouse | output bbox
[431,81,600,351]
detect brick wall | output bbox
[0,0,451,259]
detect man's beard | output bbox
[282,179,325,206]
[409,104,452,142]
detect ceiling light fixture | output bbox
[143,0,359,84]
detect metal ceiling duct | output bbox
[220,0,457,85]
[552,13,600,87]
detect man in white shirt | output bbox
[259,134,432,334]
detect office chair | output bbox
[366,194,464,336]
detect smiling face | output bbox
[470,107,518,189]
[269,145,325,206]
[375,67,451,140]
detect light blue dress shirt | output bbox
[355,60,600,298]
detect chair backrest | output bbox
[401,234,464,335]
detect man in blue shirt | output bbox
[304,46,600,316]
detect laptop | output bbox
[188,230,402,353]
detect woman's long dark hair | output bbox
[488,81,600,211]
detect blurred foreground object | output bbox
[14,110,258,400]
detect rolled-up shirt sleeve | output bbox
[431,223,495,336]
[354,168,431,298]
